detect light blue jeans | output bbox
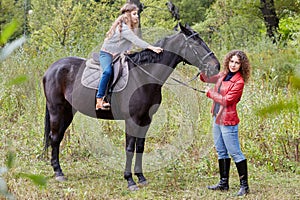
[96,51,113,98]
[212,117,246,163]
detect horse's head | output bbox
[175,23,220,77]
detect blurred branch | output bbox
[0,36,26,61]
[290,75,300,90]
[255,73,299,117]
[255,98,298,117]
[0,19,19,46]
[0,19,26,61]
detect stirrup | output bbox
[102,102,111,108]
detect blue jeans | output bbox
[96,51,113,98]
[212,117,246,163]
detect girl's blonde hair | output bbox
[223,50,251,83]
[105,3,139,39]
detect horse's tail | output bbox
[44,105,51,152]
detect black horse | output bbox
[42,24,220,190]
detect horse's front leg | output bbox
[134,137,148,186]
[124,133,139,191]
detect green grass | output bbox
[1,82,299,199]
[2,151,300,199]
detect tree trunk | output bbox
[260,0,279,42]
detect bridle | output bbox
[182,32,214,73]
[167,32,214,93]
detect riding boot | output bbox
[235,159,249,196]
[208,158,231,191]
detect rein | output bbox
[170,75,205,93]
[125,55,165,85]
[126,55,205,93]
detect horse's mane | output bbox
[126,37,168,65]
[126,49,162,65]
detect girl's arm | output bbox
[122,24,163,53]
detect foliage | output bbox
[139,0,176,29]
[0,0,299,199]
[0,152,14,200]
[172,0,215,25]
[0,20,26,61]
[192,0,300,89]
[0,19,19,46]
[279,14,300,42]
[28,0,122,54]
[193,0,264,50]
[0,16,46,200]
[274,0,300,17]
[0,0,24,45]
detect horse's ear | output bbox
[185,23,191,30]
[179,22,192,35]
[179,22,185,31]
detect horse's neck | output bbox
[152,51,182,82]
[141,51,181,85]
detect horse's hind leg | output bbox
[134,137,148,186]
[48,103,74,181]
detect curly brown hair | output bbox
[105,3,139,39]
[223,50,251,83]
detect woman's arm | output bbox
[207,80,244,106]
[200,72,222,84]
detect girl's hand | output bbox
[148,46,163,54]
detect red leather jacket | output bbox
[200,72,244,125]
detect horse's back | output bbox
[44,57,85,78]
[43,56,86,105]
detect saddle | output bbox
[81,52,129,93]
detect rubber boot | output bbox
[235,159,249,196]
[208,158,231,191]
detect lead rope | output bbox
[170,75,205,93]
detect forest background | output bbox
[0,0,299,199]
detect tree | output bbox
[193,0,300,49]
[172,0,215,25]
[260,0,279,41]
[28,0,122,53]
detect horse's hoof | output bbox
[138,180,148,187]
[128,184,139,191]
[55,176,66,182]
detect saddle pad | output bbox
[81,55,129,93]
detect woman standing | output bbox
[96,3,163,110]
[200,50,251,196]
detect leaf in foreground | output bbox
[19,173,47,188]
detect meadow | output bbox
[0,38,299,199]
